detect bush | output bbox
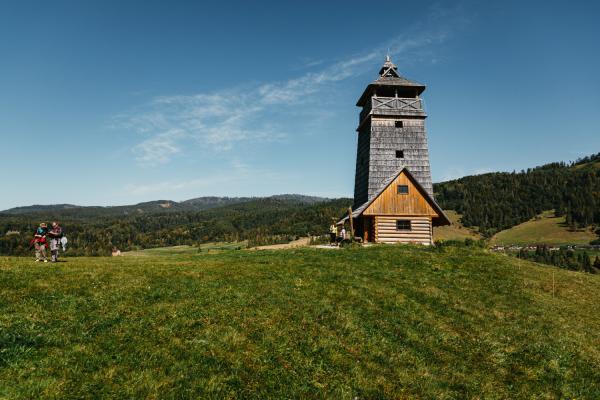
[435,238,488,249]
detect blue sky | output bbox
[1,0,599,210]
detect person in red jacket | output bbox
[33,223,48,262]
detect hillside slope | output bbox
[434,152,600,236]
[491,210,597,246]
[433,210,481,242]
[0,246,598,398]
[0,194,329,217]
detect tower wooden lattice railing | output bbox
[359,97,426,124]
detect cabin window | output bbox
[395,120,403,128]
[396,220,411,231]
[397,185,409,194]
[396,150,404,158]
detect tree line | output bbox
[0,198,352,256]
[517,245,600,273]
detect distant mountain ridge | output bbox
[0,194,330,216]
[1,204,79,214]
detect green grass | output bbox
[491,210,598,246]
[1,246,599,398]
[123,242,247,257]
[433,210,482,242]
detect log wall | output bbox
[374,216,433,245]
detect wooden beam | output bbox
[348,207,354,240]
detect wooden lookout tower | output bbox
[340,56,450,244]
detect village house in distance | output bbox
[340,56,450,244]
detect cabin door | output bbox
[363,217,374,242]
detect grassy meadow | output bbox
[123,242,248,257]
[491,211,597,246]
[1,246,600,399]
[433,210,481,242]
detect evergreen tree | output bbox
[582,252,592,273]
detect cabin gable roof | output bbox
[363,170,438,216]
[340,167,451,226]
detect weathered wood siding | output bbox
[363,170,439,217]
[367,116,433,198]
[353,123,371,207]
[374,216,433,245]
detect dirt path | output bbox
[251,237,311,250]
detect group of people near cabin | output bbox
[32,222,66,263]
[329,222,347,246]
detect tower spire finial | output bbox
[379,53,398,78]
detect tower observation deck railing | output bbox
[359,97,426,124]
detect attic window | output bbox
[396,150,404,158]
[397,185,409,194]
[395,121,403,128]
[396,220,411,231]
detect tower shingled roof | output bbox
[356,56,426,106]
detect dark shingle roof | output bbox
[356,56,426,106]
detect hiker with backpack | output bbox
[33,223,48,262]
[47,221,63,262]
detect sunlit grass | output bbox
[1,246,599,398]
[491,210,597,245]
[433,210,481,242]
[123,242,248,257]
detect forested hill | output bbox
[0,197,351,256]
[1,194,327,218]
[434,153,600,237]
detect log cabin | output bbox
[339,56,450,244]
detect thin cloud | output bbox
[125,160,280,196]
[114,9,460,166]
[133,129,184,165]
[297,58,324,69]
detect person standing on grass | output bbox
[33,223,48,262]
[329,221,337,245]
[338,226,346,246]
[48,221,63,263]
